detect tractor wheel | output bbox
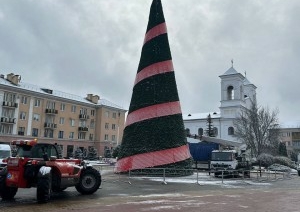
[0,173,18,200]
[36,174,51,203]
[75,167,101,195]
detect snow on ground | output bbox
[131,173,272,188]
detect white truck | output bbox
[210,149,250,177]
[0,144,11,170]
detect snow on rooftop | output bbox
[243,77,251,85]
[280,121,300,129]
[0,76,124,110]
[221,67,238,76]
[183,112,221,120]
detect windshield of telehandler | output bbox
[16,145,32,157]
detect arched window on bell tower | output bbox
[227,86,234,100]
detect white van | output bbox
[0,144,11,170]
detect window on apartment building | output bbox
[112,112,117,118]
[58,131,64,139]
[21,96,28,104]
[19,112,26,120]
[32,128,38,137]
[112,135,116,142]
[59,117,65,125]
[34,98,41,107]
[91,110,95,116]
[78,132,86,139]
[1,125,13,134]
[18,127,25,136]
[105,111,109,118]
[4,93,16,102]
[69,132,74,139]
[44,129,54,138]
[60,103,66,111]
[2,109,15,118]
[79,120,86,127]
[112,124,116,130]
[45,116,55,124]
[90,119,95,129]
[70,119,75,127]
[46,101,55,109]
[33,113,40,121]
[104,134,109,141]
[80,108,87,115]
[105,123,109,129]
[89,134,94,141]
[71,105,76,113]
[293,141,300,147]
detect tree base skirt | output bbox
[121,158,194,177]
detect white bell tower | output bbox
[219,61,256,119]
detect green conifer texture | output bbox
[118,0,192,173]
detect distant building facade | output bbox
[0,73,126,158]
[183,64,257,144]
[279,122,300,159]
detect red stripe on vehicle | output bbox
[125,101,182,127]
[144,22,167,44]
[116,144,191,172]
[134,60,174,85]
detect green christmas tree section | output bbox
[118,0,192,175]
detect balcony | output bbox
[45,108,58,115]
[0,117,16,124]
[2,101,18,108]
[79,114,89,120]
[44,122,57,129]
[78,127,89,132]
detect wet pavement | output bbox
[1,171,300,212]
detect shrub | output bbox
[257,153,274,167]
[274,156,297,169]
[274,156,291,167]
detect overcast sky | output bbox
[0,0,299,123]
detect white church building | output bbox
[183,64,257,144]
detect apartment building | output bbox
[279,121,300,159]
[0,73,126,158]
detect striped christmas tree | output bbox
[116,0,192,175]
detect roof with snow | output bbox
[280,121,300,129]
[221,66,238,76]
[0,75,125,110]
[243,77,252,85]
[183,112,221,120]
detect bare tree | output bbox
[233,100,280,158]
